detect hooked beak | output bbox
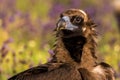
[57,16,78,31]
[57,18,66,30]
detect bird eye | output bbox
[75,16,82,23]
[71,16,83,25]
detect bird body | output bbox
[8,9,115,80]
[9,63,82,80]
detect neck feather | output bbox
[51,31,98,69]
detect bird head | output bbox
[54,9,97,63]
[56,9,96,38]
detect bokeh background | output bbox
[0,0,120,80]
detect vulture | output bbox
[8,9,115,80]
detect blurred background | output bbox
[0,0,120,80]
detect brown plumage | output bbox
[8,9,115,80]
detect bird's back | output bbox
[8,63,82,80]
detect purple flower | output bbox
[0,12,6,19]
[48,57,52,62]
[15,11,22,17]
[9,15,15,22]
[0,0,4,3]
[0,44,9,58]
[0,12,7,28]
[49,2,65,18]
[48,50,55,55]
[7,0,16,7]
[102,0,112,12]
[85,6,97,18]
[4,38,14,44]
[42,22,55,36]
[69,0,81,8]
[43,22,55,30]
[109,38,116,46]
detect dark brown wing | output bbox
[8,63,66,80]
[8,64,49,80]
[8,63,82,80]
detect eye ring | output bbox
[70,16,83,25]
[75,16,82,23]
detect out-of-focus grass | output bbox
[0,1,52,79]
[99,29,120,70]
[0,38,50,79]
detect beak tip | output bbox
[57,19,66,30]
